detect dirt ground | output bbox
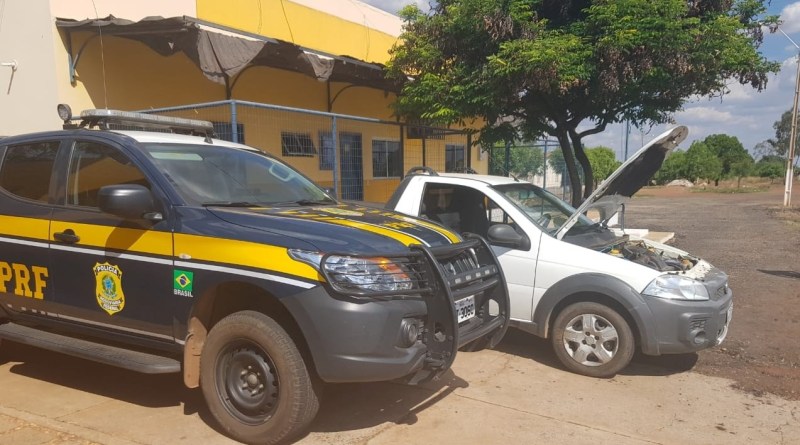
[626,178,800,400]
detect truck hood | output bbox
[207,203,461,253]
[556,126,688,240]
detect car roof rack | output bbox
[78,109,215,139]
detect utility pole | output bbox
[772,26,799,207]
[786,51,799,207]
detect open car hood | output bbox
[555,126,688,240]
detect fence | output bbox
[487,139,573,202]
[143,100,472,204]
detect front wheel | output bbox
[551,302,634,378]
[200,310,319,445]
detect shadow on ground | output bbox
[757,269,800,280]
[495,329,699,377]
[0,339,467,438]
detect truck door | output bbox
[0,140,59,317]
[48,139,175,341]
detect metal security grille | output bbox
[143,100,472,204]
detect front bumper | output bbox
[282,237,510,383]
[640,286,733,355]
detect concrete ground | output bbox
[1,330,798,445]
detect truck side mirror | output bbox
[487,224,531,251]
[98,184,162,222]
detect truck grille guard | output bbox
[319,235,510,383]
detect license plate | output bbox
[455,295,476,323]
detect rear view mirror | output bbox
[98,184,162,222]
[488,224,531,251]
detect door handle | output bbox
[53,229,80,244]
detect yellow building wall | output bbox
[45,2,486,203]
[196,0,398,64]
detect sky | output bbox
[360,0,800,160]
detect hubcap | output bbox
[562,313,619,367]
[216,341,279,425]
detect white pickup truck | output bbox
[387,127,733,377]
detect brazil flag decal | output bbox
[173,269,194,297]
[93,262,125,315]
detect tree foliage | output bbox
[729,158,754,187]
[702,134,752,180]
[388,0,778,205]
[755,158,785,182]
[654,150,687,184]
[548,148,567,177]
[585,146,621,187]
[764,109,798,157]
[684,142,723,183]
[489,143,545,177]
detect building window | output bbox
[372,140,402,178]
[319,133,335,170]
[281,132,317,157]
[445,144,466,172]
[213,122,245,144]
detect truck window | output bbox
[421,184,498,238]
[66,142,150,208]
[0,142,59,202]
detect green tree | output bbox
[730,158,754,188]
[702,134,753,183]
[654,150,687,184]
[585,146,621,187]
[684,141,722,183]
[489,143,545,177]
[768,109,797,157]
[388,0,778,205]
[548,148,567,177]
[755,158,784,183]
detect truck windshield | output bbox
[142,143,334,206]
[493,183,595,234]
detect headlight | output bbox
[289,249,415,293]
[643,275,709,301]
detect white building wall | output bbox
[0,0,197,136]
[0,0,61,135]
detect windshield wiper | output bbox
[256,198,337,207]
[295,198,336,206]
[201,201,263,207]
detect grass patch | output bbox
[768,206,800,229]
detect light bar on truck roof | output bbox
[79,109,215,135]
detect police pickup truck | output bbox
[0,106,509,445]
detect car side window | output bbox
[0,141,60,202]
[486,197,514,225]
[66,142,150,208]
[421,184,501,238]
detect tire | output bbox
[551,302,634,378]
[200,310,319,445]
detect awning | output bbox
[56,15,403,95]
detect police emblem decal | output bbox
[93,262,125,315]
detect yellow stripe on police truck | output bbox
[0,215,50,240]
[174,234,322,282]
[49,220,173,256]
